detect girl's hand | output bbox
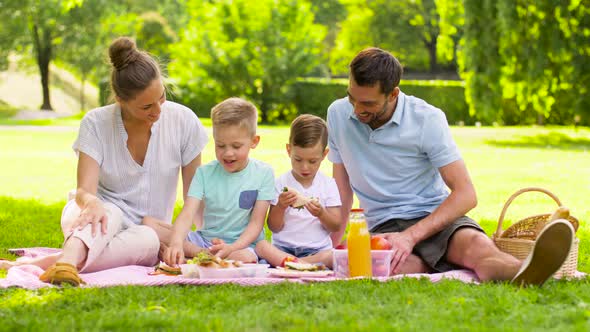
[304,199,324,217]
[277,190,297,209]
[69,199,108,237]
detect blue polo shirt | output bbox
[327,91,461,229]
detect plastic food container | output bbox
[195,263,269,279]
[333,249,394,278]
[180,264,200,278]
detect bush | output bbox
[291,78,474,125]
[0,99,18,119]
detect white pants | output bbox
[61,200,160,273]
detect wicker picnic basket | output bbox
[492,187,580,278]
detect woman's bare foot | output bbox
[0,259,21,270]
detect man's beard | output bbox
[366,100,389,127]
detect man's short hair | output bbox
[289,114,328,150]
[350,47,403,95]
[211,97,258,136]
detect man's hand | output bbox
[380,231,416,274]
[304,199,323,217]
[277,190,297,209]
[69,199,108,237]
[164,241,185,266]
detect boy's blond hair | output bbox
[289,114,328,150]
[211,97,258,136]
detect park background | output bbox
[0,0,589,331]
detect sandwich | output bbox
[283,187,318,210]
[150,261,181,276]
[283,261,328,272]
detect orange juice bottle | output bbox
[347,209,372,277]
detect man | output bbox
[327,47,574,285]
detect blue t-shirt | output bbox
[327,91,461,229]
[188,158,275,245]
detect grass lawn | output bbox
[1,122,589,331]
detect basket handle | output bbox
[493,187,562,238]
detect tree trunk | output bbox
[537,113,544,125]
[259,99,269,123]
[426,38,438,73]
[32,24,53,111]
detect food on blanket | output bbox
[187,251,243,269]
[279,256,300,267]
[370,236,392,250]
[335,241,347,250]
[283,261,328,272]
[283,187,318,210]
[151,262,182,276]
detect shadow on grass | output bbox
[485,131,590,151]
[0,196,65,259]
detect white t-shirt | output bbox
[270,171,342,250]
[73,101,209,227]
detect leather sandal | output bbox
[39,262,86,286]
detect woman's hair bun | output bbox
[109,37,141,71]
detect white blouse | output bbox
[73,101,209,226]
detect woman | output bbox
[0,37,209,285]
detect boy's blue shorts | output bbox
[186,230,257,258]
[274,244,325,258]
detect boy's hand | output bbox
[164,241,185,266]
[304,199,323,217]
[277,190,297,209]
[209,240,236,259]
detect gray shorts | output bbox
[370,215,484,272]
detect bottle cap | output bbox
[350,208,364,213]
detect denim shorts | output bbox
[186,230,257,257]
[370,215,484,272]
[274,244,326,258]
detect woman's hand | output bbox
[69,199,108,237]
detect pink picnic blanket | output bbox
[0,247,582,289]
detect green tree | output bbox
[58,0,110,111]
[462,0,590,124]
[0,0,86,110]
[330,0,461,75]
[460,0,503,123]
[329,2,375,76]
[309,0,348,76]
[170,0,326,122]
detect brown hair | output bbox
[350,47,403,95]
[108,37,162,101]
[211,97,258,136]
[289,114,328,150]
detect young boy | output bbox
[255,114,342,268]
[146,97,275,265]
